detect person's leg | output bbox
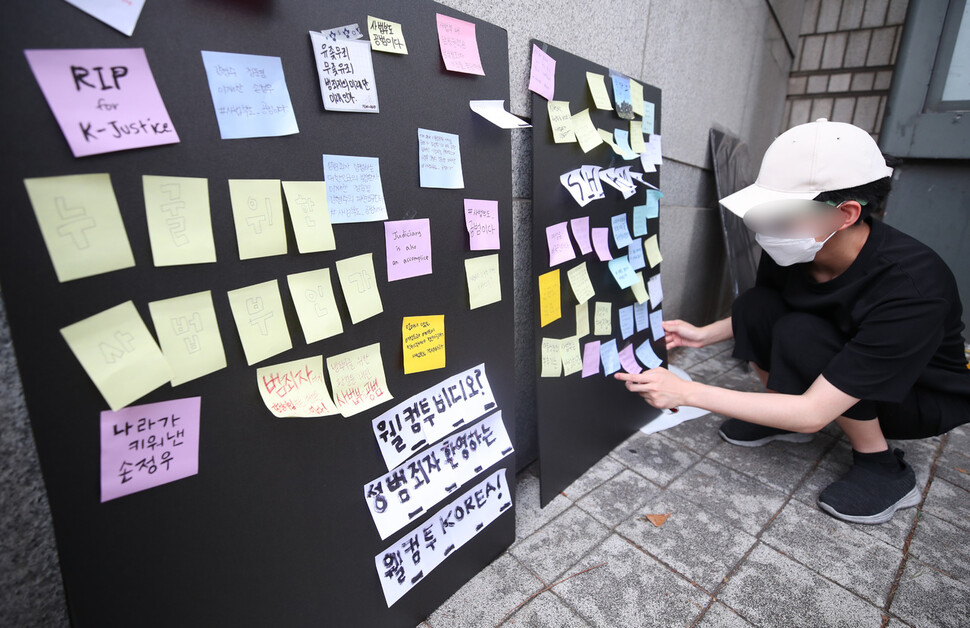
[836,416,888,453]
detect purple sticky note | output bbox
[464,199,500,250]
[385,218,432,281]
[528,44,556,101]
[436,13,485,76]
[618,343,642,374]
[24,48,179,158]
[600,339,620,375]
[619,305,634,340]
[100,396,201,502]
[546,221,576,267]
[591,227,612,261]
[582,340,601,378]
[650,308,665,342]
[634,302,650,332]
[570,216,592,255]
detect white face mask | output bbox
[756,231,837,266]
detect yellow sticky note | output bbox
[631,271,649,305]
[594,301,612,336]
[227,279,292,366]
[143,175,216,267]
[547,100,576,143]
[566,261,595,304]
[576,302,590,338]
[630,79,644,117]
[368,15,408,54]
[282,181,336,254]
[538,269,561,327]
[645,235,663,268]
[287,267,343,343]
[23,173,134,283]
[257,355,339,418]
[586,71,612,110]
[336,253,383,324]
[571,109,603,153]
[560,336,583,376]
[60,301,172,411]
[327,342,393,417]
[148,290,226,386]
[540,337,562,377]
[597,128,624,156]
[630,121,645,153]
[403,315,446,374]
[228,179,286,260]
[465,254,502,309]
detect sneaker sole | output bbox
[718,429,814,448]
[818,485,922,525]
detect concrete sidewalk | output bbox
[422,341,970,627]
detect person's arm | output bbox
[614,369,859,433]
[663,317,733,350]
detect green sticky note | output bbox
[465,254,502,310]
[327,342,393,417]
[586,71,612,110]
[336,253,383,324]
[287,267,343,343]
[227,279,292,365]
[228,179,286,260]
[143,175,217,267]
[282,181,336,254]
[148,290,227,386]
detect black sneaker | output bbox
[818,448,920,525]
[718,418,814,447]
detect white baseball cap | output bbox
[719,119,893,219]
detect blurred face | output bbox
[743,199,845,239]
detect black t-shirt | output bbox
[756,218,970,403]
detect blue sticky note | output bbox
[634,302,650,332]
[650,308,665,342]
[613,129,639,160]
[611,213,632,249]
[323,154,389,223]
[600,338,621,375]
[635,338,662,369]
[418,128,464,189]
[628,238,645,271]
[610,72,633,120]
[632,205,648,237]
[201,50,299,140]
[642,101,655,135]
[608,256,637,289]
[619,305,634,340]
[646,189,664,219]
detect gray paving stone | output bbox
[560,455,625,502]
[707,440,818,493]
[944,424,970,455]
[609,432,701,488]
[554,534,709,627]
[577,469,661,528]
[773,430,839,463]
[708,364,764,393]
[513,469,572,543]
[922,477,970,533]
[616,491,757,591]
[667,459,787,536]
[761,499,901,606]
[890,557,970,628]
[718,543,884,627]
[696,601,754,627]
[504,591,590,627]
[426,553,542,628]
[656,413,725,456]
[889,436,942,480]
[686,357,737,384]
[668,340,735,371]
[935,449,970,492]
[510,506,610,583]
[909,512,970,583]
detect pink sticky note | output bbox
[100,397,201,502]
[546,221,576,267]
[436,14,485,76]
[591,227,613,261]
[385,218,433,281]
[24,48,179,158]
[618,343,643,374]
[528,44,556,101]
[582,340,601,378]
[570,217,592,255]
[464,199,500,250]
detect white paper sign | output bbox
[63,0,146,36]
[560,165,605,207]
[309,33,379,113]
[469,100,531,128]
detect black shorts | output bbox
[731,285,970,439]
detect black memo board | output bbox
[531,41,665,507]
[0,2,516,626]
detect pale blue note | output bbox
[628,238,645,271]
[642,101,655,135]
[201,50,299,140]
[635,338,662,369]
[612,129,639,160]
[600,338,621,375]
[611,213,632,249]
[418,128,464,189]
[619,305,634,340]
[632,204,648,237]
[322,154,388,223]
[610,72,633,120]
[650,308,665,341]
[646,189,664,219]
[634,302,649,332]
[608,256,637,289]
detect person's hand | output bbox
[614,368,692,409]
[662,319,707,350]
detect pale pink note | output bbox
[436,14,485,76]
[385,218,433,281]
[591,227,613,261]
[570,216,592,255]
[582,340,601,378]
[100,396,201,502]
[464,199,500,250]
[528,44,555,100]
[618,343,643,374]
[546,221,576,267]
[24,48,179,158]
